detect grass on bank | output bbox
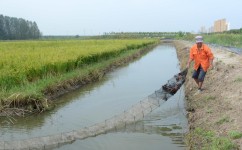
[215,116,230,125]
[229,131,242,139]
[186,127,238,150]
[176,33,242,48]
[203,34,242,48]
[234,77,242,82]
[0,39,159,112]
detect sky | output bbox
[1,0,242,35]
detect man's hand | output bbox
[209,63,214,70]
[209,59,214,70]
[186,62,190,69]
[187,58,193,69]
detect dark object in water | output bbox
[152,68,188,101]
[162,69,188,95]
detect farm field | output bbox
[0,39,158,112]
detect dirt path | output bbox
[174,40,242,149]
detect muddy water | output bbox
[0,45,187,149]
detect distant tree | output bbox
[0,15,6,39]
[0,14,41,40]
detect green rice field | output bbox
[0,39,157,107]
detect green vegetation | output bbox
[0,39,158,112]
[205,95,216,101]
[215,116,230,125]
[187,128,238,150]
[203,34,242,48]
[234,77,242,82]
[0,39,155,90]
[229,131,242,139]
[206,108,213,114]
[42,32,188,40]
[177,32,242,48]
[102,31,189,39]
[224,28,242,34]
[0,14,41,40]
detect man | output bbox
[186,35,214,93]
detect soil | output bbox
[174,40,242,149]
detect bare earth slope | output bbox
[175,40,242,149]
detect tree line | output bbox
[0,14,41,40]
[224,28,242,34]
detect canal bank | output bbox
[0,41,158,116]
[0,44,188,150]
[174,40,242,149]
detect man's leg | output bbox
[192,66,206,90]
[197,67,206,90]
[194,78,199,86]
[192,69,200,87]
[198,81,203,90]
[194,78,203,90]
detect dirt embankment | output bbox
[174,40,242,149]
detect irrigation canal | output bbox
[0,44,188,150]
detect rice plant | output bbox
[0,39,157,91]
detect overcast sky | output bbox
[1,0,242,35]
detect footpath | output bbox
[174,40,242,149]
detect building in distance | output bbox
[213,19,229,33]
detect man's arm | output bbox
[209,58,214,69]
[187,47,194,69]
[207,46,214,69]
[186,58,193,68]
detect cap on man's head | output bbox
[195,35,203,43]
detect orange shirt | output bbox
[189,44,214,72]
